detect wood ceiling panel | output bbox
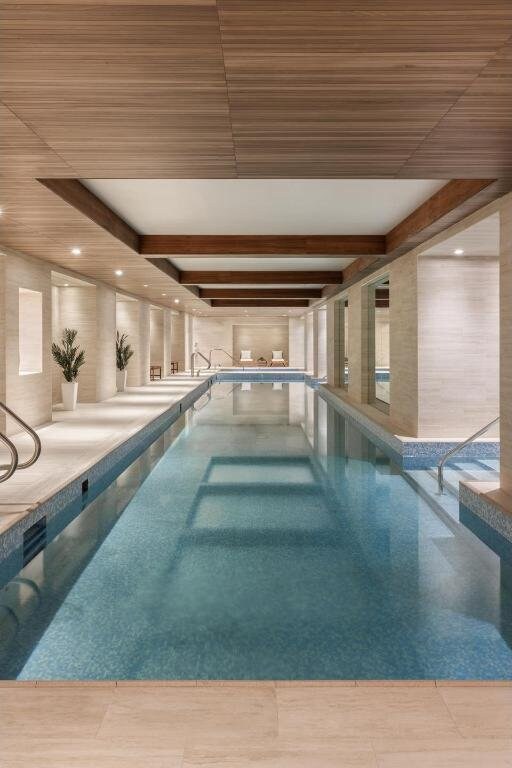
[0,3,236,177]
[0,104,73,179]
[0,179,209,311]
[218,0,512,178]
[400,42,512,178]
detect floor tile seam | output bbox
[434,687,466,739]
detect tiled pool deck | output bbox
[0,374,213,559]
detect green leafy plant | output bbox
[116,331,134,371]
[51,328,85,382]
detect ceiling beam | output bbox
[38,178,140,253]
[141,234,384,256]
[180,271,342,285]
[322,178,512,299]
[385,179,495,255]
[147,258,203,300]
[199,288,322,299]
[211,299,309,308]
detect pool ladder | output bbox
[0,401,42,483]
[437,416,499,494]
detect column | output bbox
[501,199,512,497]
[163,309,173,377]
[288,316,305,368]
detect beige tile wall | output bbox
[150,307,164,367]
[95,283,117,402]
[52,285,97,403]
[316,307,327,378]
[326,247,498,438]
[1,248,52,434]
[346,282,369,405]
[171,311,185,371]
[116,297,150,387]
[288,317,305,368]
[417,255,499,437]
[389,253,418,435]
[193,315,289,367]
[163,309,172,377]
[500,200,512,496]
[305,312,314,373]
[52,284,117,404]
[233,323,288,363]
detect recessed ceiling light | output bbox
[143,283,148,287]
[64,283,69,287]
[115,269,124,276]
[161,292,167,296]
[454,248,464,255]
[174,298,180,304]
[71,247,81,256]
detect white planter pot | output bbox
[61,380,78,411]
[116,369,127,392]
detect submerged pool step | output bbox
[204,455,319,486]
[189,483,338,531]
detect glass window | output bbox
[368,278,390,410]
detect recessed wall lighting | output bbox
[174,298,180,304]
[64,283,69,287]
[115,269,124,276]
[454,248,464,255]
[71,247,81,256]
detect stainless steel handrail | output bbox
[210,347,235,364]
[0,401,42,471]
[209,347,249,371]
[190,348,212,377]
[437,416,499,494]
[0,431,19,483]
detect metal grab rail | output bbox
[437,416,499,494]
[210,347,236,364]
[0,431,18,483]
[190,348,212,377]
[0,401,41,471]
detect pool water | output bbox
[1,381,512,680]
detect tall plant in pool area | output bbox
[116,331,134,392]
[51,328,85,411]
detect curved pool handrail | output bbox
[0,430,19,483]
[0,401,41,471]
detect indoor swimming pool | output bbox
[1,380,512,680]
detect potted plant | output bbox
[51,328,85,411]
[116,331,134,391]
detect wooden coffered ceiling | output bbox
[1,1,512,313]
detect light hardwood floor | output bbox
[0,681,511,767]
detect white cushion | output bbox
[240,350,252,360]
[272,350,283,360]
